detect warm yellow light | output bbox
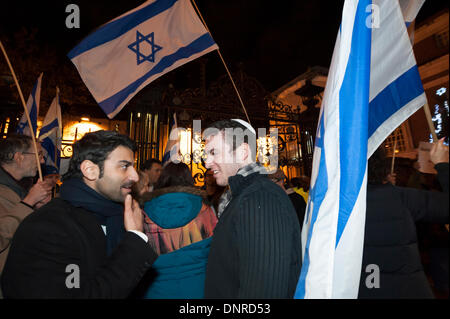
[81,117,90,122]
[394,149,399,153]
[63,122,103,141]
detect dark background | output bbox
[1,0,448,118]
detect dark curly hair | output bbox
[63,130,136,181]
[154,162,194,189]
[141,158,161,171]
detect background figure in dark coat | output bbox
[268,169,306,231]
[358,138,449,299]
[202,168,225,217]
[1,130,157,298]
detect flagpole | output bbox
[390,133,397,175]
[53,125,60,198]
[422,102,438,142]
[54,87,60,178]
[190,0,252,125]
[0,41,43,181]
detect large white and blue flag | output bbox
[295,0,426,299]
[38,88,62,176]
[16,73,43,137]
[68,0,218,119]
[366,0,426,156]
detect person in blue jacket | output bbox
[138,162,217,299]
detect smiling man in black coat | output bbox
[1,130,157,298]
[203,120,302,299]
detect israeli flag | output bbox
[295,0,426,299]
[68,0,218,119]
[38,88,62,176]
[367,0,426,157]
[16,73,43,137]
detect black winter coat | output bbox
[1,198,157,298]
[359,163,449,298]
[204,172,302,299]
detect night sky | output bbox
[1,0,448,115]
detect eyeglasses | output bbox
[23,151,44,158]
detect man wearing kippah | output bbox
[203,119,302,298]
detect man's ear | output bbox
[12,152,23,165]
[237,143,250,163]
[80,160,100,181]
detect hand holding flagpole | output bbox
[0,41,43,181]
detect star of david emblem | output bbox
[128,31,163,65]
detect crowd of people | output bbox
[0,119,448,299]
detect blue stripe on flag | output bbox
[294,115,328,298]
[295,0,371,298]
[29,103,38,134]
[68,0,178,59]
[39,119,59,136]
[29,79,40,134]
[368,65,423,138]
[99,33,216,116]
[336,0,371,246]
[41,135,61,176]
[42,137,56,163]
[18,78,40,135]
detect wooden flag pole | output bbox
[0,41,43,181]
[190,0,252,125]
[54,87,61,180]
[390,133,397,175]
[422,102,438,142]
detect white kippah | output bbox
[231,119,256,135]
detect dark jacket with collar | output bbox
[358,163,449,299]
[204,171,302,299]
[1,197,157,298]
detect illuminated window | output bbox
[3,118,10,134]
